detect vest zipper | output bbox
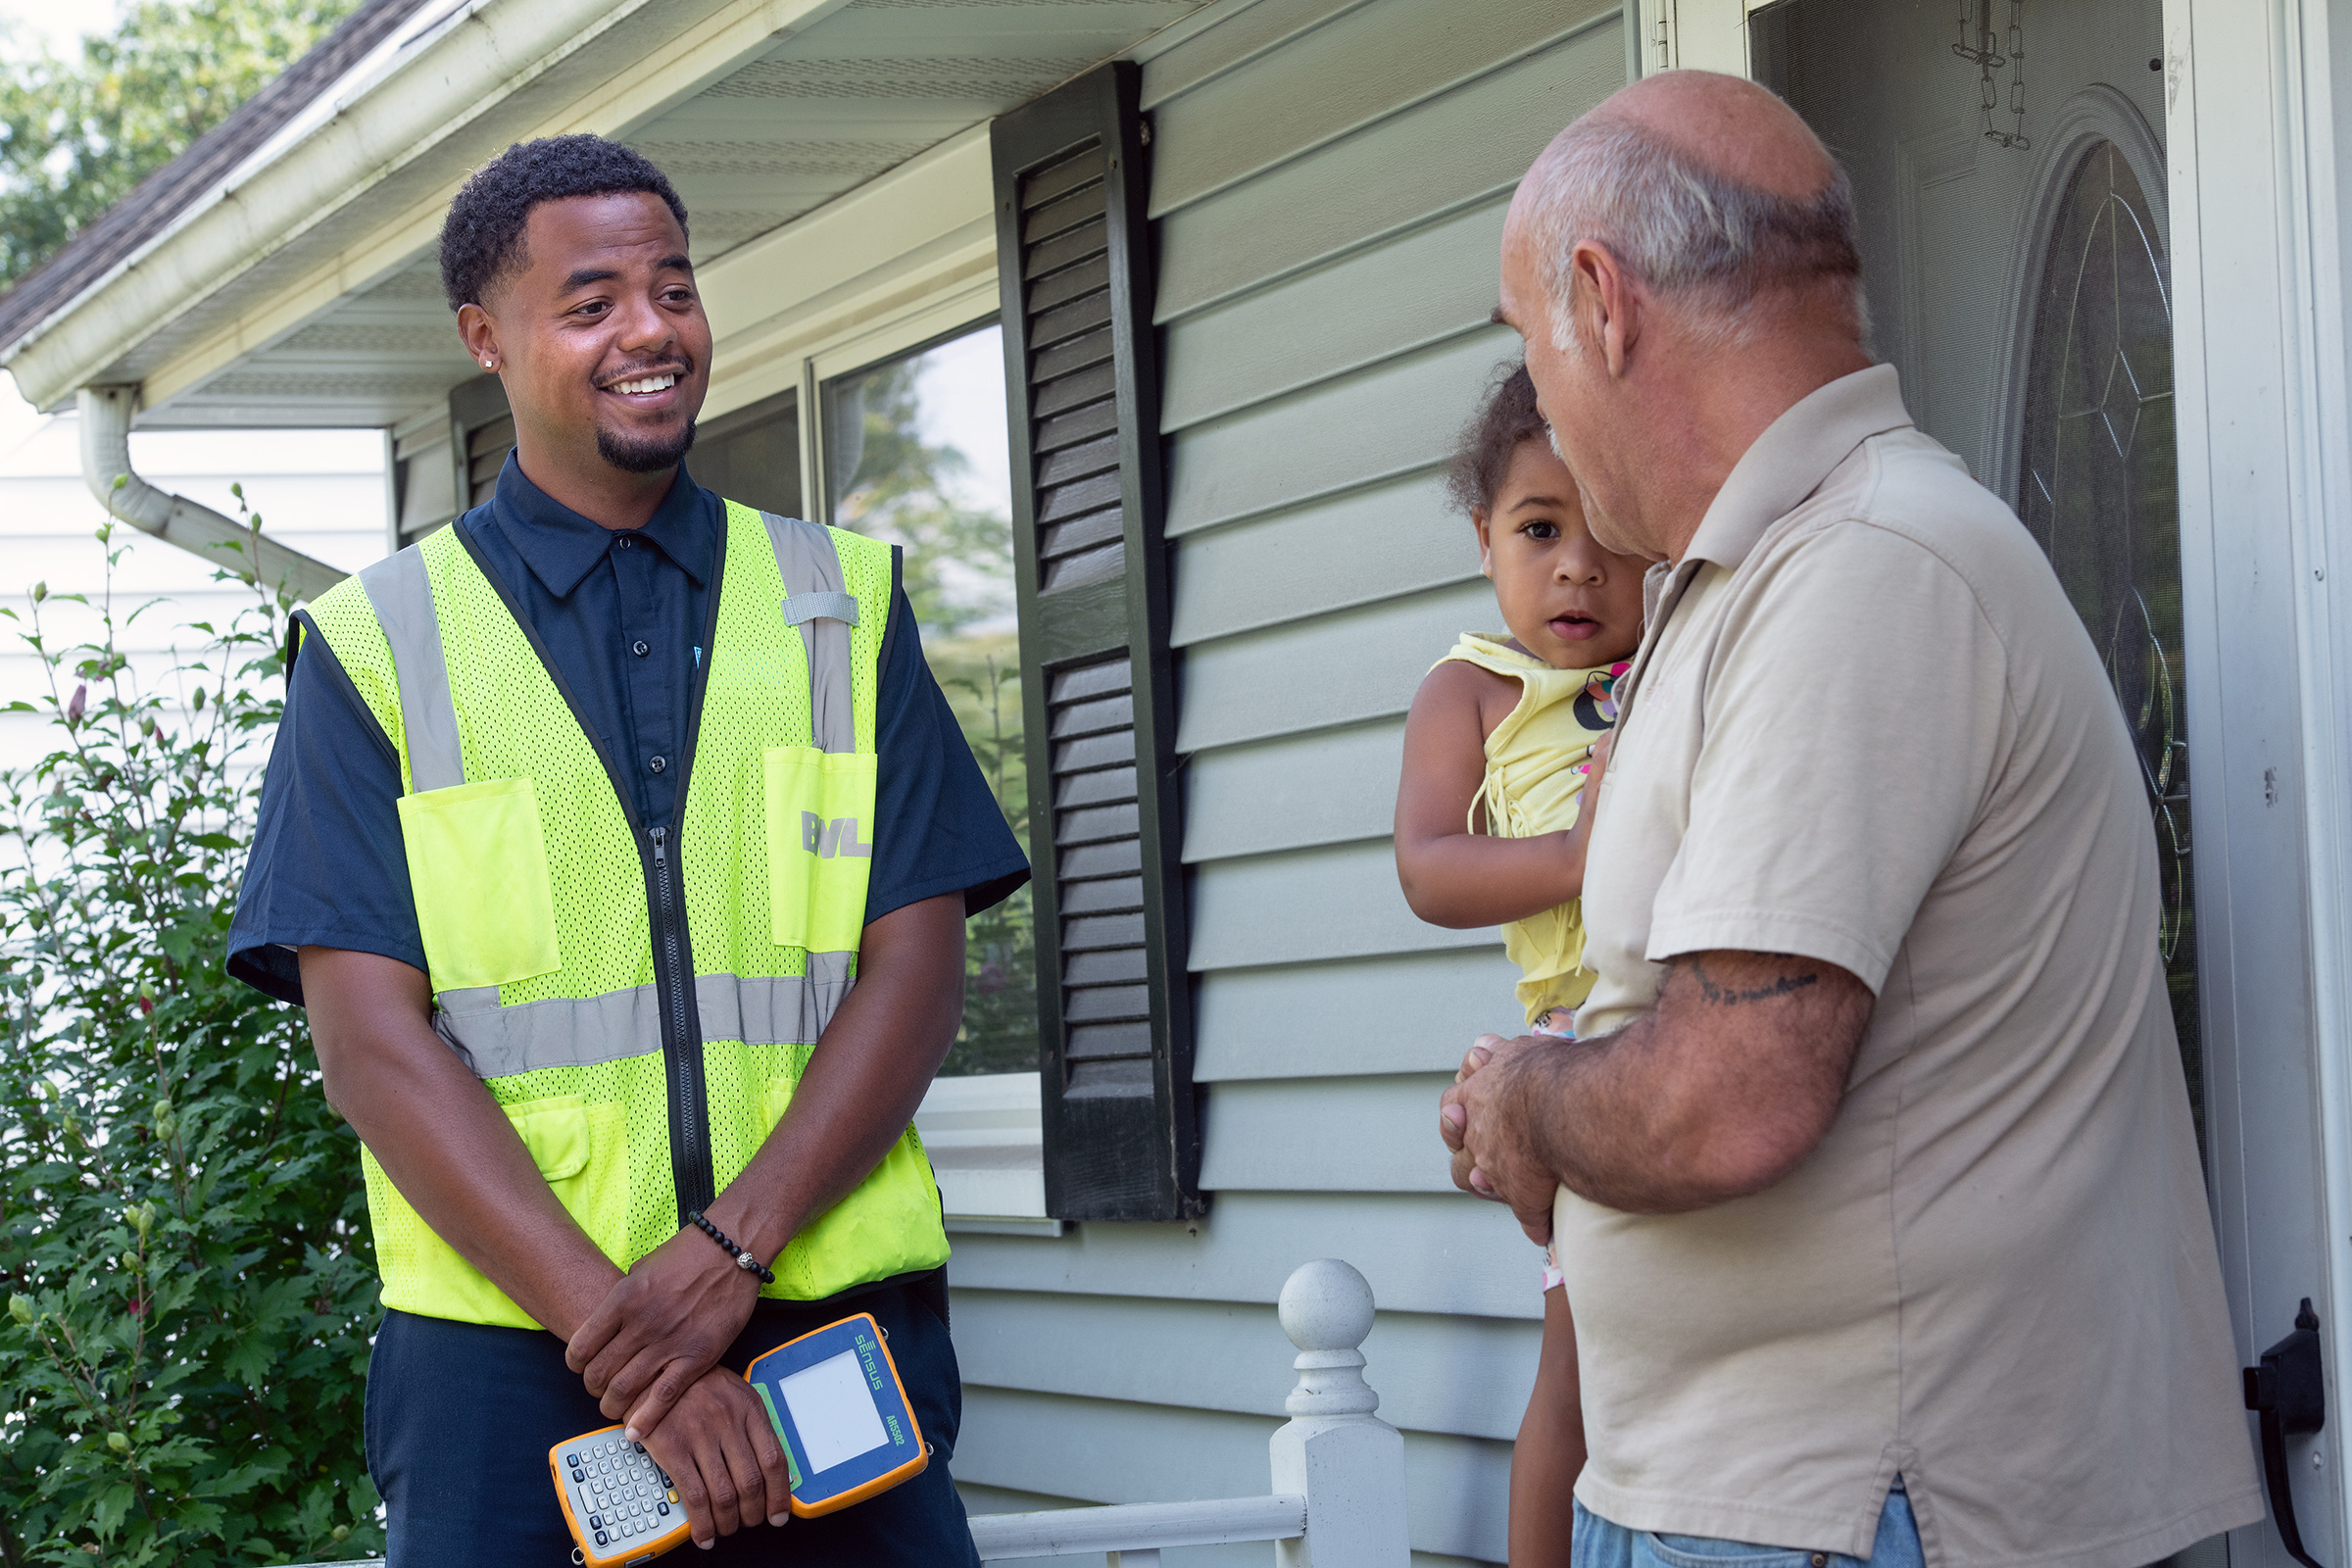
[649,824,713,1220]
[449,518,724,1236]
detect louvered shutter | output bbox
[992,62,1201,1222]
[451,373,514,512]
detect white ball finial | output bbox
[1278,1259,1380,1418]
[1279,1258,1376,1352]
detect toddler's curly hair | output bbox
[1443,362,1550,518]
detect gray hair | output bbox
[1517,111,1868,352]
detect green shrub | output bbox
[0,502,379,1565]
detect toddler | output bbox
[1393,363,1648,1568]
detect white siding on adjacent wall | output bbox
[950,2,1624,1561]
[0,383,388,780]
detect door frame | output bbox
[2165,0,2350,1560]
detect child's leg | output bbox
[1508,1275,1585,1568]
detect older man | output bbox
[1443,72,2261,1568]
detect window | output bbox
[820,324,1037,1079]
[2015,138,2199,1136]
[694,387,802,519]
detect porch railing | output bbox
[288,1259,1410,1567]
[963,1256,1410,1566]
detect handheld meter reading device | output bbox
[549,1429,690,1567]
[549,1312,925,1564]
[743,1311,928,1516]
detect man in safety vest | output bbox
[228,134,1028,1565]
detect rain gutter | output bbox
[76,385,347,603]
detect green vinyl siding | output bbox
[953,3,1628,1562]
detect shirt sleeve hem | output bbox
[866,857,1033,926]
[226,929,431,1006]
[1643,910,1891,995]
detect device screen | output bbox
[778,1348,890,1474]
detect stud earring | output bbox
[482,359,495,370]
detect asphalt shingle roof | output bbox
[0,0,437,359]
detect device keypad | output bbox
[565,1435,680,1552]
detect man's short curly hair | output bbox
[1444,362,1550,518]
[438,135,690,312]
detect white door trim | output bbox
[2168,0,2351,1557]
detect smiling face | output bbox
[456,190,712,519]
[1474,436,1646,669]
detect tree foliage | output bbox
[0,502,380,1565]
[0,0,358,291]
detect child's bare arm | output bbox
[1396,662,1592,928]
[1508,1285,1585,1568]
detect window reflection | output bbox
[822,323,1037,1076]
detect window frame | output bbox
[794,293,1059,1231]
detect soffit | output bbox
[135,0,1207,429]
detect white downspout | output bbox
[76,385,347,604]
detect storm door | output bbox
[2013,141,2202,1137]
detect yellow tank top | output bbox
[1436,633,1628,1028]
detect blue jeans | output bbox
[1572,1485,1925,1568]
[366,1271,981,1568]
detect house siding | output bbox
[951,2,1625,1561]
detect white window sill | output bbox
[914,1071,1063,1235]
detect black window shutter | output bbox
[451,373,514,512]
[992,62,1201,1222]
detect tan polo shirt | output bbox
[1563,366,2260,1568]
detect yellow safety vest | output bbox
[304,501,949,1328]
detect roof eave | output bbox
[2,0,829,413]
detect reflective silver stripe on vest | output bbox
[360,547,466,792]
[760,512,858,754]
[435,956,858,1075]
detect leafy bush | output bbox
[0,501,379,1565]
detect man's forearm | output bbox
[702,893,966,1265]
[301,947,620,1338]
[1500,1018,1690,1211]
[1486,951,1875,1214]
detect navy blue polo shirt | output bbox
[227,455,1029,1005]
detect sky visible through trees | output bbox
[0,0,356,291]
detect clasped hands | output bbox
[564,1227,784,1550]
[1439,1031,1575,1246]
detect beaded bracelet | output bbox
[686,1210,776,1286]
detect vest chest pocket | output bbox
[396,776,563,990]
[762,747,878,954]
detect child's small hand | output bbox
[1579,727,1616,788]
[1455,1035,1503,1086]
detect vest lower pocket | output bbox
[762,747,878,954]
[396,775,562,990]
[758,1077,947,1298]
[363,1094,628,1328]
[507,1095,630,1259]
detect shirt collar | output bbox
[1680,363,1913,572]
[484,452,716,599]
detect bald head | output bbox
[1505,70,1864,350]
[1591,71,1838,202]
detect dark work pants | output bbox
[366,1272,981,1568]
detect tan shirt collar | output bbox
[1678,363,1913,571]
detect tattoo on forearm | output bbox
[1690,957,1818,1006]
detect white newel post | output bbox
[1267,1258,1410,1567]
